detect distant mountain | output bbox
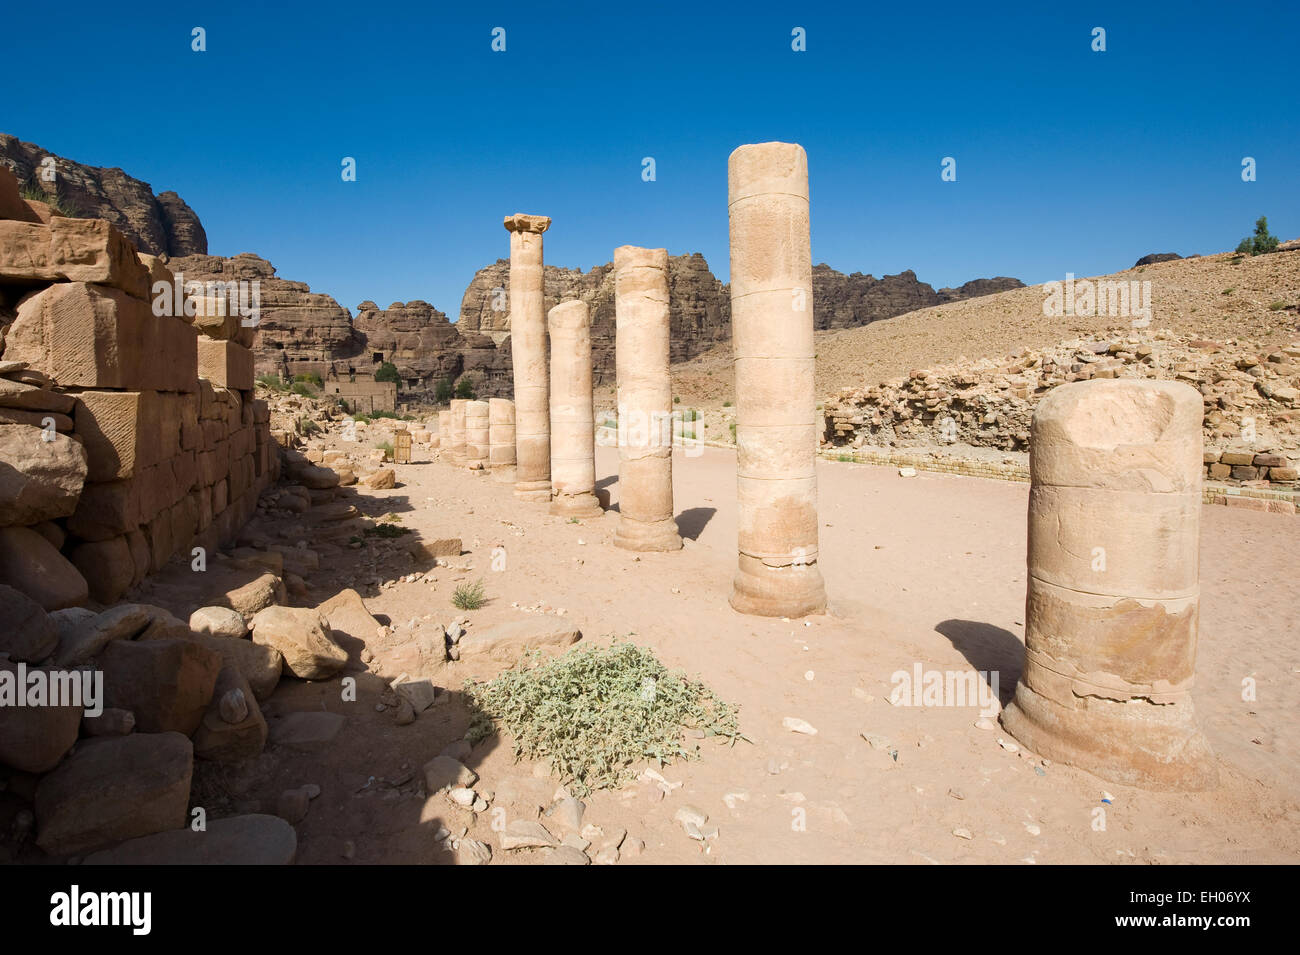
[0,134,206,257]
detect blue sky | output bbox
[5,1,1296,318]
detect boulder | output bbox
[0,423,87,525]
[250,605,346,680]
[83,813,296,865]
[67,536,134,604]
[362,468,396,489]
[189,605,248,639]
[0,583,57,662]
[190,632,283,702]
[222,572,285,616]
[53,603,152,666]
[100,638,222,735]
[35,732,194,856]
[0,525,88,610]
[317,588,379,647]
[0,662,83,772]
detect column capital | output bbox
[503,213,551,234]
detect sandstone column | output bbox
[547,300,603,519]
[505,213,553,502]
[613,246,681,551]
[727,142,826,617]
[1000,379,1217,790]
[448,399,467,465]
[489,398,517,484]
[464,399,489,470]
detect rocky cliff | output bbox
[0,134,207,257]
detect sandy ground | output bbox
[194,438,1300,865]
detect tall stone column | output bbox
[464,399,489,470]
[489,398,517,483]
[727,142,826,617]
[547,300,603,519]
[436,410,451,450]
[1001,379,1216,790]
[447,399,467,464]
[505,213,553,502]
[613,245,681,551]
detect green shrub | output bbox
[463,639,743,796]
[351,413,371,425]
[435,376,454,403]
[454,376,477,400]
[256,374,288,392]
[298,417,321,435]
[1236,216,1279,256]
[370,409,400,419]
[374,361,400,383]
[19,182,81,217]
[377,440,394,460]
[291,382,315,397]
[452,578,487,611]
[293,372,324,387]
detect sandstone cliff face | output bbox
[168,254,363,380]
[0,135,207,257]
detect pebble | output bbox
[952,828,973,840]
[948,788,966,800]
[457,839,492,865]
[594,846,619,865]
[783,716,818,735]
[674,805,709,828]
[447,787,477,807]
[1024,823,1042,836]
[722,791,750,810]
[997,738,1019,753]
[974,718,997,731]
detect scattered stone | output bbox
[783,716,818,735]
[547,796,585,833]
[0,662,82,772]
[544,845,590,865]
[423,755,478,794]
[456,838,492,865]
[500,819,558,850]
[101,638,222,735]
[952,828,973,840]
[82,708,136,738]
[277,787,311,825]
[594,846,619,865]
[0,584,57,662]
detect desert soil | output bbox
[189,436,1300,865]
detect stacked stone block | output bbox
[0,169,277,606]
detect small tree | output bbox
[374,361,399,383]
[454,376,477,400]
[435,376,454,403]
[1236,216,1279,256]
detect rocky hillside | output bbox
[0,134,206,257]
[459,254,1021,385]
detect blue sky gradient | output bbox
[5,0,1296,317]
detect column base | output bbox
[729,555,826,618]
[1000,682,1218,791]
[615,516,682,552]
[550,492,604,520]
[514,480,552,503]
[492,466,517,485]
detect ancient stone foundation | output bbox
[0,172,275,607]
[464,399,489,470]
[727,142,826,617]
[547,300,603,519]
[489,398,517,484]
[505,213,553,502]
[435,409,451,450]
[1000,379,1218,790]
[613,246,681,551]
[448,398,467,465]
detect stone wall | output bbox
[0,167,278,608]
[823,328,1300,499]
[324,378,397,414]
